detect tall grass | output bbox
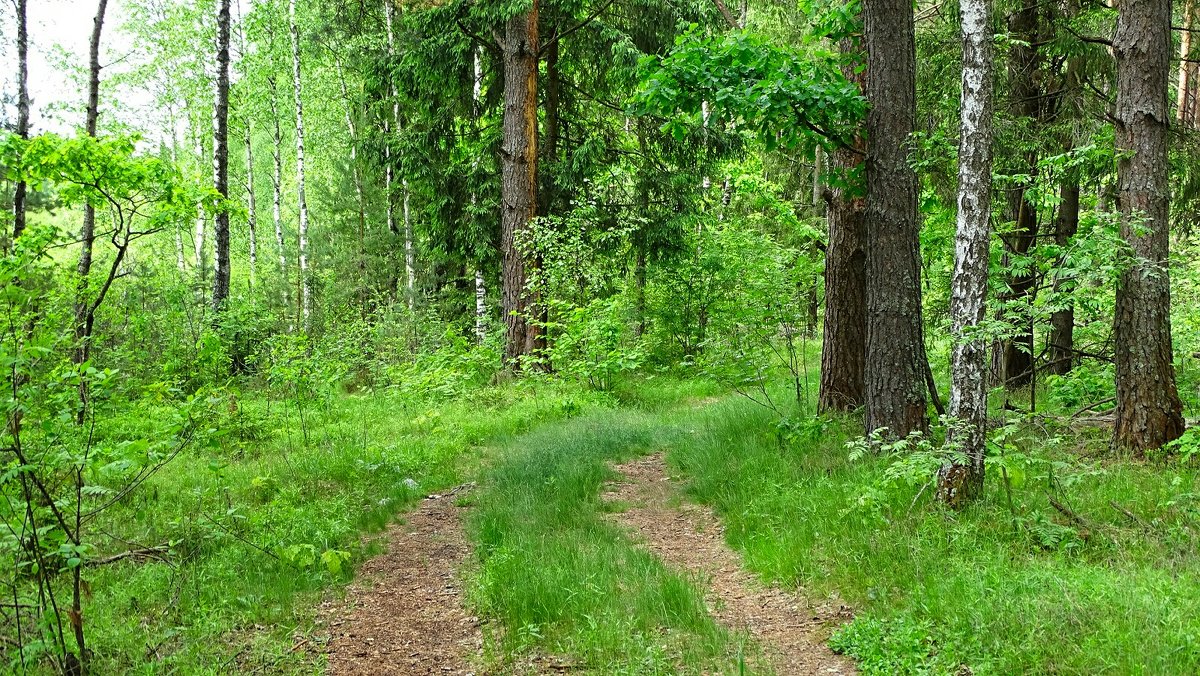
[80,380,611,674]
[465,408,742,674]
[667,391,1200,674]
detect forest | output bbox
[1,0,1199,672]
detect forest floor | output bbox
[322,485,481,675]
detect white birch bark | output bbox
[473,47,487,341]
[939,0,994,506]
[245,121,258,289]
[289,0,312,330]
[403,178,414,309]
[269,76,292,326]
[193,130,207,276]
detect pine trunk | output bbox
[499,5,543,364]
[1112,0,1185,453]
[1178,0,1196,127]
[818,35,867,413]
[939,0,994,508]
[1046,182,1079,375]
[862,0,928,438]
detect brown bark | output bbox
[1112,0,1185,453]
[818,35,867,413]
[212,0,232,314]
[500,4,544,364]
[1046,181,1079,376]
[1178,0,1197,126]
[862,0,928,437]
[996,0,1042,389]
[12,0,29,245]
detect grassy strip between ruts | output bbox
[464,381,765,674]
[77,377,621,674]
[665,389,1200,675]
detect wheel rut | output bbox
[321,486,482,675]
[603,453,856,675]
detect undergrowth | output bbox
[666,389,1200,674]
[78,378,613,674]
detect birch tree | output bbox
[290,0,312,330]
[212,0,233,312]
[938,0,994,507]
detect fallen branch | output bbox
[1048,495,1088,529]
[1109,500,1149,529]
[86,545,170,566]
[1070,397,1116,419]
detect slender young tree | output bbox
[383,0,402,298]
[1111,0,1185,452]
[290,0,313,330]
[473,46,487,342]
[499,2,543,363]
[939,0,994,507]
[333,54,368,314]
[212,0,233,313]
[11,0,29,244]
[818,33,867,413]
[862,0,927,437]
[244,120,259,289]
[74,0,110,370]
[268,75,292,324]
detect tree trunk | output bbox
[11,0,29,245]
[211,0,232,313]
[334,57,369,316]
[862,0,928,438]
[73,0,109,369]
[939,0,994,508]
[473,46,487,340]
[818,35,867,413]
[268,76,292,325]
[244,121,258,290]
[1046,181,1079,376]
[500,4,543,364]
[994,0,1043,390]
[1112,0,1185,453]
[384,0,402,299]
[289,0,312,331]
[1178,0,1196,127]
[475,269,487,342]
[404,179,415,309]
[193,130,208,276]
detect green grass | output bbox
[78,378,615,674]
[465,404,748,674]
[665,389,1200,674]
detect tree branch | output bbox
[540,0,618,55]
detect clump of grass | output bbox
[466,409,735,673]
[668,390,1200,674]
